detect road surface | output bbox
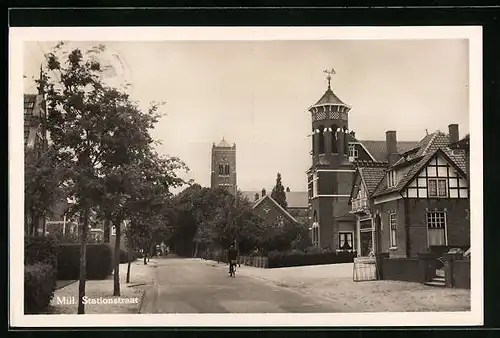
[140,257,339,313]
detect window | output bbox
[339,232,353,250]
[389,213,397,248]
[348,144,358,159]
[428,178,447,197]
[111,226,116,236]
[312,173,319,197]
[219,164,224,175]
[224,164,230,175]
[318,126,325,154]
[276,215,285,227]
[427,211,447,246]
[387,170,397,188]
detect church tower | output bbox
[307,69,357,250]
[211,138,237,195]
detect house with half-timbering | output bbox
[349,124,470,259]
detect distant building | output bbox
[210,138,237,195]
[349,124,470,258]
[24,93,46,157]
[241,190,308,225]
[241,189,299,227]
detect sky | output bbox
[23,39,470,192]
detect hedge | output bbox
[57,244,113,280]
[267,250,356,268]
[119,249,139,264]
[25,263,56,314]
[25,235,58,269]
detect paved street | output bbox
[140,257,339,313]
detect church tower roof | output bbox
[216,137,232,148]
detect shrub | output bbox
[119,249,139,263]
[24,263,56,314]
[25,235,58,270]
[267,250,356,268]
[57,244,113,280]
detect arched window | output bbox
[224,164,230,175]
[312,127,315,154]
[343,127,348,155]
[318,125,325,154]
[331,124,338,153]
[219,164,224,175]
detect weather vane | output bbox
[323,68,336,89]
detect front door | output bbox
[360,230,373,257]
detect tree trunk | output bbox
[103,216,111,243]
[77,206,89,314]
[29,211,36,236]
[113,218,122,296]
[126,247,132,284]
[143,244,148,265]
[194,242,199,258]
[42,213,47,236]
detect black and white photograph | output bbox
[10,26,482,327]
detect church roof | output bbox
[216,138,232,148]
[310,88,347,108]
[240,190,309,208]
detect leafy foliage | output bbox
[24,263,56,314]
[271,173,287,209]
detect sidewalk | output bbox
[203,259,471,312]
[49,259,158,314]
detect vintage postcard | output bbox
[9,26,483,327]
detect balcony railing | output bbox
[351,198,369,213]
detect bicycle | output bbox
[229,260,237,277]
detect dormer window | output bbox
[387,170,397,188]
[348,144,358,161]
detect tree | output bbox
[24,146,69,236]
[271,173,287,209]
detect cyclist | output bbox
[228,243,238,276]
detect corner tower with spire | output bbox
[307,69,357,250]
[211,137,237,195]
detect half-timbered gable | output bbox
[403,150,468,199]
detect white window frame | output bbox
[426,211,448,246]
[312,172,319,198]
[348,144,358,159]
[338,231,354,251]
[387,170,397,188]
[389,213,397,249]
[428,178,448,197]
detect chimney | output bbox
[254,193,259,201]
[261,188,266,197]
[448,124,459,144]
[386,130,399,166]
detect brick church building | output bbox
[210,138,237,195]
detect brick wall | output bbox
[373,199,407,258]
[379,257,421,282]
[407,199,470,257]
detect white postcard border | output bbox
[9,26,483,327]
